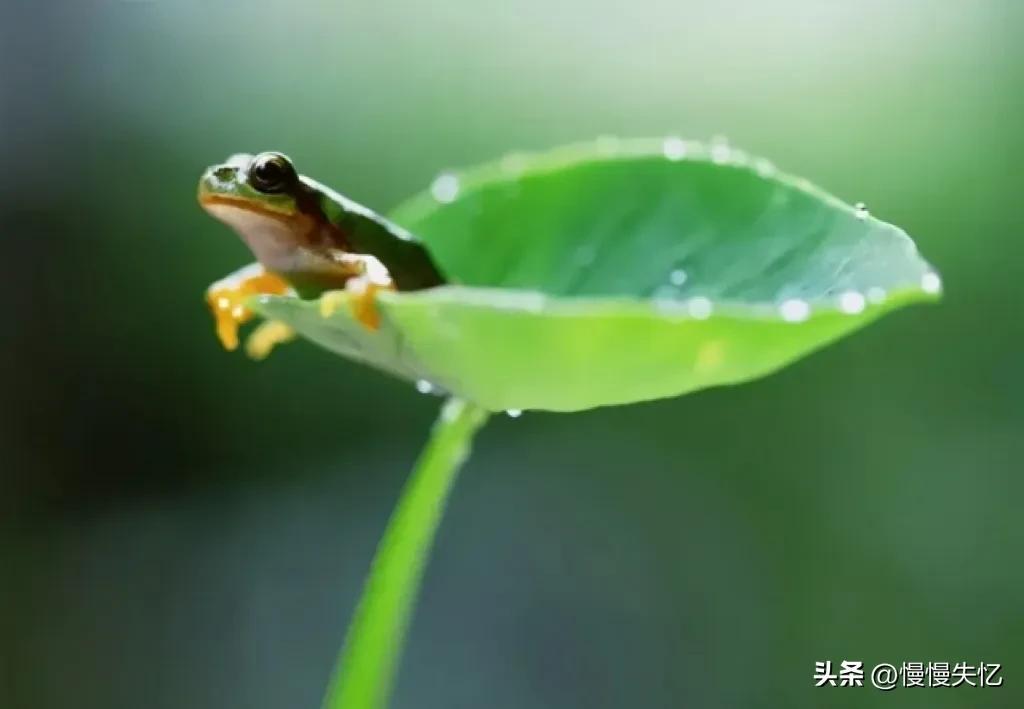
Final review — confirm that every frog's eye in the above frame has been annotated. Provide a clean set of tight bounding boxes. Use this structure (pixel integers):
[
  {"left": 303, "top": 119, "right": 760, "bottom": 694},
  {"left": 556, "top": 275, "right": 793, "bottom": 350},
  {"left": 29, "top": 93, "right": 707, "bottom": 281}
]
[{"left": 248, "top": 152, "right": 298, "bottom": 194}]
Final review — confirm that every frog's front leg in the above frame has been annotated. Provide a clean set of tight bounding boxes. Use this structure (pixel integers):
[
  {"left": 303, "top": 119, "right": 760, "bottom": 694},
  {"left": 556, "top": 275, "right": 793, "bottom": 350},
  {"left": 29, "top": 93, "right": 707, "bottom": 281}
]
[
  {"left": 205, "top": 262, "right": 293, "bottom": 353},
  {"left": 319, "top": 253, "right": 395, "bottom": 331}
]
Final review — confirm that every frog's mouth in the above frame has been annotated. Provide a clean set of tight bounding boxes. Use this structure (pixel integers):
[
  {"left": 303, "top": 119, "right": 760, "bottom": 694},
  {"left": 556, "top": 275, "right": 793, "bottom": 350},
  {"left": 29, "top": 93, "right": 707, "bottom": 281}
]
[{"left": 198, "top": 192, "right": 295, "bottom": 222}]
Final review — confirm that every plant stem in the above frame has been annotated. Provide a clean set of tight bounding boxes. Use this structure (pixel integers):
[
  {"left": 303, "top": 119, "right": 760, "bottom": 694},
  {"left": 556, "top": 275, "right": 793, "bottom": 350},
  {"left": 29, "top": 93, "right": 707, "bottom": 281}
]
[{"left": 321, "top": 397, "right": 490, "bottom": 709}]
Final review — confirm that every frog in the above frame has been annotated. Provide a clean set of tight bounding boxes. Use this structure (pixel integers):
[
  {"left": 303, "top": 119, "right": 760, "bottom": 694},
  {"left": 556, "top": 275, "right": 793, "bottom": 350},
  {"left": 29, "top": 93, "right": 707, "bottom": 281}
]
[{"left": 198, "top": 151, "right": 446, "bottom": 358}]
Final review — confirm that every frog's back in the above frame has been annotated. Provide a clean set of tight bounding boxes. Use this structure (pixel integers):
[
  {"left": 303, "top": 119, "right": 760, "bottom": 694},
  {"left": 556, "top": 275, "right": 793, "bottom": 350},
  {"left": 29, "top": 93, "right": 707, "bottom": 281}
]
[
  {"left": 313, "top": 181, "right": 447, "bottom": 290},
  {"left": 347, "top": 210, "right": 446, "bottom": 290}
]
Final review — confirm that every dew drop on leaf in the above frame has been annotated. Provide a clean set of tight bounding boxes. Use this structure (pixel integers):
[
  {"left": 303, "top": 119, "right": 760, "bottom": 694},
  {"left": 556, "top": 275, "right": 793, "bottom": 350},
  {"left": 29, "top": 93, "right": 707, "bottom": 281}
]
[
  {"left": 662, "top": 137, "right": 687, "bottom": 161},
  {"left": 710, "top": 135, "right": 731, "bottom": 164},
  {"left": 921, "top": 272, "right": 942, "bottom": 294},
  {"left": 431, "top": 173, "right": 459, "bottom": 203},
  {"left": 779, "top": 298, "right": 811, "bottom": 322},
  {"left": 687, "top": 296, "right": 713, "bottom": 320},
  {"left": 838, "top": 291, "right": 866, "bottom": 314}
]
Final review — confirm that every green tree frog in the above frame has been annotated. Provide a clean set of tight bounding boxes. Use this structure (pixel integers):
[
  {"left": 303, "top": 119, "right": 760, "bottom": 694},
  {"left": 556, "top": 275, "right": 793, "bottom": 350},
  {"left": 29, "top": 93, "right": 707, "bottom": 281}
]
[{"left": 198, "top": 152, "right": 445, "bottom": 357}]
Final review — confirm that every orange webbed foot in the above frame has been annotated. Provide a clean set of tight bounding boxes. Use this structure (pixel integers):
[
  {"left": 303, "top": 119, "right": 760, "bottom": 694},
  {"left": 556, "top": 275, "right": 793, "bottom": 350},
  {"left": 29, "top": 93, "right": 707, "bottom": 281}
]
[
  {"left": 205, "top": 263, "right": 291, "bottom": 352},
  {"left": 346, "top": 255, "right": 395, "bottom": 330},
  {"left": 317, "top": 253, "right": 395, "bottom": 331}
]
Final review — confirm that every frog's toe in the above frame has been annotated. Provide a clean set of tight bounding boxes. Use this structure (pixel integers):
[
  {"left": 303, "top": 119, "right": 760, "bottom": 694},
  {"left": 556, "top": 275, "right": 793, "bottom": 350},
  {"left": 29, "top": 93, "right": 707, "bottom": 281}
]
[
  {"left": 216, "top": 316, "right": 241, "bottom": 351},
  {"left": 353, "top": 296, "right": 381, "bottom": 330},
  {"left": 205, "top": 264, "right": 293, "bottom": 354},
  {"left": 207, "top": 289, "right": 253, "bottom": 351},
  {"left": 345, "top": 277, "right": 392, "bottom": 331},
  {"left": 319, "top": 291, "right": 348, "bottom": 319},
  {"left": 245, "top": 320, "right": 296, "bottom": 360}
]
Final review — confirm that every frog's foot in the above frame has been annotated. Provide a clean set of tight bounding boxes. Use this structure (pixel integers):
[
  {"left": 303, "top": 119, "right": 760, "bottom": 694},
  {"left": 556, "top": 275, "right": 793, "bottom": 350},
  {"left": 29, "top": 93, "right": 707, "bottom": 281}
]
[
  {"left": 319, "top": 253, "right": 395, "bottom": 331},
  {"left": 347, "top": 278, "right": 393, "bottom": 330},
  {"left": 205, "top": 263, "right": 291, "bottom": 351},
  {"left": 207, "top": 288, "right": 250, "bottom": 351},
  {"left": 319, "top": 278, "right": 394, "bottom": 330},
  {"left": 347, "top": 263, "right": 396, "bottom": 331},
  {"left": 245, "top": 320, "right": 296, "bottom": 361}
]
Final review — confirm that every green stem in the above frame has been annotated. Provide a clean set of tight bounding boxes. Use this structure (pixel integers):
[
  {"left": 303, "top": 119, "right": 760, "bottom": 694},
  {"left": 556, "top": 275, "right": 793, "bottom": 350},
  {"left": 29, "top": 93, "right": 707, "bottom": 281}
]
[{"left": 322, "top": 397, "right": 490, "bottom": 709}]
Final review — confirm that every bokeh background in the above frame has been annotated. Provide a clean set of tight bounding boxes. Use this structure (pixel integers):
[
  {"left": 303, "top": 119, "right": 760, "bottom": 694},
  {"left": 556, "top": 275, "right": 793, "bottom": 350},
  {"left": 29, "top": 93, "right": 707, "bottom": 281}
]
[{"left": 3, "top": 1, "right": 1022, "bottom": 707}]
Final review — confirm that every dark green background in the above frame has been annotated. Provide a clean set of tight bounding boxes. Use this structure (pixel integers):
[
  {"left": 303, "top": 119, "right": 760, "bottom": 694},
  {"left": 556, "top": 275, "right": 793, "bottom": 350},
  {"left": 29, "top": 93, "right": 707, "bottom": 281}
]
[{"left": 3, "top": 1, "right": 1021, "bottom": 707}]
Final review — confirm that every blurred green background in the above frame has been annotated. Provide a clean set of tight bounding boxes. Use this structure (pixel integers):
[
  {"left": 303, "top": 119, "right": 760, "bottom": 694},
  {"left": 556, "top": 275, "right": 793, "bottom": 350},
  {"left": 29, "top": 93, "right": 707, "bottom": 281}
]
[{"left": 3, "top": 1, "right": 1022, "bottom": 707}]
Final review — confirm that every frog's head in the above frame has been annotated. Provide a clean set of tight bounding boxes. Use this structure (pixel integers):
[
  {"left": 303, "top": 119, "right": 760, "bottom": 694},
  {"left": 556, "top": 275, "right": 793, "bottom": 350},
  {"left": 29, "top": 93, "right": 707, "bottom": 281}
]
[
  {"left": 199, "top": 152, "right": 323, "bottom": 267},
  {"left": 198, "top": 152, "right": 304, "bottom": 216}
]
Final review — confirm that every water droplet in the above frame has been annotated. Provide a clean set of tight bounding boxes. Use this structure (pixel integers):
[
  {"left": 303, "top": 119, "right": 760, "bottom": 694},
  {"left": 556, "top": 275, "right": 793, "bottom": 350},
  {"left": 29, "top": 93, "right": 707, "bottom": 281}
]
[
  {"left": 854, "top": 202, "right": 869, "bottom": 219},
  {"left": 921, "top": 272, "right": 942, "bottom": 294},
  {"left": 440, "top": 399, "right": 462, "bottom": 423},
  {"left": 415, "top": 379, "right": 434, "bottom": 394},
  {"left": 669, "top": 269, "right": 688, "bottom": 287},
  {"left": 710, "top": 143, "right": 731, "bottom": 164},
  {"left": 595, "top": 135, "right": 620, "bottom": 155},
  {"left": 708, "top": 135, "right": 732, "bottom": 163},
  {"left": 866, "top": 287, "right": 887, "bottom": 304},
  {"left": 687, "top": 296, "right": 713, "bottom": 320},
  {"left": 838, "top": 291, "right": 866, "bottom": 314},
  {"left": 256, "top": 295, "right": 271, "bottom": 305},
  {"left": 506, "top": 409, "right": 523, "bottom": 418},
  {"left": 231, "top": 305, "right": 246, "bottom": 319},
  {"left": 779, "top": 298, "right": 810, "bottom": 322},
  {"left": 754, "top": 158, "right": 776, "bottom": 177},
  {"left": 431, "top": 173, "right": 459, "bottom": 203},
  {"left": 216, "top": 296, "right": 230, "bottom": 311},
  {"left": 662, "top": 136, "right": 687, "bottom": 161}
]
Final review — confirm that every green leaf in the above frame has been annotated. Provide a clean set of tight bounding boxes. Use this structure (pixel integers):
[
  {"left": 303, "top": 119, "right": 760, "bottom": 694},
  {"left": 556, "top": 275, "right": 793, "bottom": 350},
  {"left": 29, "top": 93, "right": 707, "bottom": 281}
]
[{"left": 252, "top": 138, "right": 940, "bottom": 412}]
